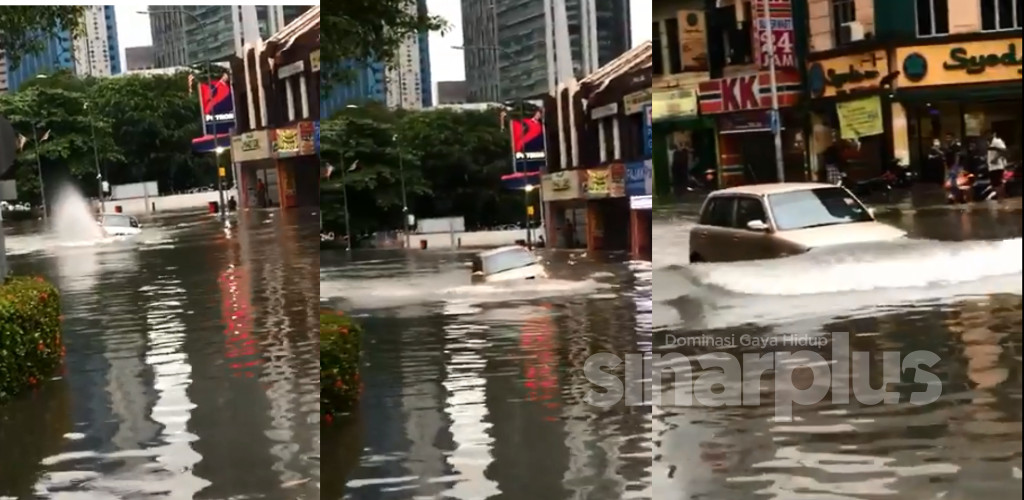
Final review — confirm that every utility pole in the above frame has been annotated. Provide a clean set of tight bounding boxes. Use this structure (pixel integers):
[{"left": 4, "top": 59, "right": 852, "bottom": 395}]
[
  {"left": 31, "top": 122, "right": 48, "bottom": 223},
  {"left": 760, "top": 0, "right": 786, "bottom": 182}
]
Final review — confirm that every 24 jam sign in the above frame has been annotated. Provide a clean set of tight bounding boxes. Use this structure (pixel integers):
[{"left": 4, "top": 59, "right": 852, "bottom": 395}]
[{"left": 754, "top": 0, "right": 796, "bottom": 69}]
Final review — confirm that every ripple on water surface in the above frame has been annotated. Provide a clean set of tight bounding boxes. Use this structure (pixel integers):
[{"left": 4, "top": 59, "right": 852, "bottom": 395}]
[{"left": 0, "top": 211, "right": 320, "bottom": 499}]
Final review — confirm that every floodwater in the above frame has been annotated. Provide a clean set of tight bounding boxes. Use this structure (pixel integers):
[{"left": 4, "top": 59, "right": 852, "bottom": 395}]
[
  {"left": 320, "top": 249, "right": 652, "bottom": 499},
  {"left": 322, "top": 201, "right": 1021, "bottom": 499},
  {"left": 0, "top": 210, "right": 320, "bottom": 499}
]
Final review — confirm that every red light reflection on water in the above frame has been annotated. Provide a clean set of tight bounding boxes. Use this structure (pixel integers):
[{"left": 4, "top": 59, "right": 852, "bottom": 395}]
[
  {"left": 219, "top": 264, "right": 259, "bottom": 377},
  {"left": 520, "top": 304, "right": 560, "bottom": 417}
]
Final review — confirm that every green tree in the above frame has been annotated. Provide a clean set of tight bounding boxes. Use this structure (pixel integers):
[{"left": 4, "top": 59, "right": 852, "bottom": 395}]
[
  {"left": 0, "top": 7, "right": 85, "bottom": 69},
  {"left": 319, "top": 107, "right": 528, "bottom": 238},
  {"left": 322, "top": 1, "right": 447, "bottom": 88},
  {"left": 0, "top": 72, "right": 217, "bottom": 204}
]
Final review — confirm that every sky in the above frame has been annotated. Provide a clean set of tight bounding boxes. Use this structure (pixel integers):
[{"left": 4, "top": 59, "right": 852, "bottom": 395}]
[{"left": 116, "top": 2, "right": 653, "bottom": 85}]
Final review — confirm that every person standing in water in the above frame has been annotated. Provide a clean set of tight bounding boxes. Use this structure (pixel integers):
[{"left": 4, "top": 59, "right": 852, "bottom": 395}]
[{"left": 986, "top": 130, "right": 1008, "bottom": 202}]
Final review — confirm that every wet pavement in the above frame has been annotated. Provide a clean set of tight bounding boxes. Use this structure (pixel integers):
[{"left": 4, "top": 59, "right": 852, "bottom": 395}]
[
  {"left": 321, "top": 190, "right": 1021, "bottom": 499},
  {"left": 0, "top": 210, "right": 320, "bottom": 499}
]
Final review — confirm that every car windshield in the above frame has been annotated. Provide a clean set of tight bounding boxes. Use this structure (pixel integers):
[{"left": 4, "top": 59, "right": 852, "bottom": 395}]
[
  {"left": 483, "top": 248, "right": 536, "bottom": 274},
  {"left": 102, "top": 215, "right": 132, "bottom": 227},
  {"left": 768, "top": 187, "right": 873, "bottom": 231}
]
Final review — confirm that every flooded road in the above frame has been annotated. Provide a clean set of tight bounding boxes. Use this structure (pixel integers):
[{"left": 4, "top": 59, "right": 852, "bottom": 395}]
[
  {"left": 654, "top": 203, "right": 1023, "bottom": 499},
  {"left": 320, "top": 249, "right": 652, "bottom": 499},
  {"left": 0, "top": 210, "right": 320, "bottom": 499},
  {"left": 322, "top": 200, "right": 1021, "bottom": 499}
]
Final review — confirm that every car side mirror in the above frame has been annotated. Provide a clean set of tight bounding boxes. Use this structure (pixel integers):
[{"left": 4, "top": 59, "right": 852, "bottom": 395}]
[{"left": 746, "top": 220, "right": 770, "bottom": 232}]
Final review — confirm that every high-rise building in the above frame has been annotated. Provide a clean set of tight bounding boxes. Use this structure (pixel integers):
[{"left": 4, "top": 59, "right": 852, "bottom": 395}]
[
  {"left": 321, "top": 0, "right": 432, "bottom": 115},
  {"left": 125, "top": 46, "right": 156, "bottom": 72},
  {"left": 0, "top": 52, "right": 9, "bottom": 93},
  {"left": 461, "top": 0, "right": 632, "bottom": 102},
  {"left": 72, "top": 6, "right": 122, "bottom": 78},
  {"left": 4, "top": 7, "right": 120, "bottom": 92},
  {"left": 149, "top": 5, "right": 312, "bottom": 66}
]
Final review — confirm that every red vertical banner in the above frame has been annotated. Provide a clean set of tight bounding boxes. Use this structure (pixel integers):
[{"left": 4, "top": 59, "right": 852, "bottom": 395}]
[{"left": 754, "top": 0, "right": 796, "bottom": 69}]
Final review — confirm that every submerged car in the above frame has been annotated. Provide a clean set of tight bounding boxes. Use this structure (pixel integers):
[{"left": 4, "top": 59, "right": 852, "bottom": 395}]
[
  {"left": 689, "top": 183, "right": 906, "bottom": 263},
  {"left": 472, "top": 245, "right": 548, "bottom": 283},
  {"left": 99, "top": 213, "right": 142, "bottom": 237}
]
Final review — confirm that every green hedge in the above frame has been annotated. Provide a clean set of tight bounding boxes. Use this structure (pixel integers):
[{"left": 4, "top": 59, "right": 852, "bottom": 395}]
[
  {"left": 320, "top": 310, "right": 361, "bottom": 422},
  {"left": 0, "top": 276, "right": 63, "bottom": 404}
]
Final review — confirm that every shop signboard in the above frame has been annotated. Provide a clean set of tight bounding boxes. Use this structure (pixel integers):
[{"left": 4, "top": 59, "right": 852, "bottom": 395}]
[
  {"left": 630, "top": 195, "right": 652, "bottom": 210},
  {"left": 895, "top": 38, "right": 1023, "bottom": 88},
  {"left": 807, "top": 50, "right": 888, "bottom": 98},
  {"left": 623, "top": 89, "right": 652, "bottom": 115},
  {"left": 231, "top": 130, "right": 272, "bottom": 162},
  {"left": 298, "top": 122, "right": 317, "bottom": 156},
  {"left": 753, "top": 0, "right": 796, "bottom": 69},
  {"left": 698, "top": 70, "right": 801, "bottom": 114},
  {"left": 608, "top": 163, "right": 626, "bottom": 197},
  {"left": 678, "top": 10, "right": 708, "bottom": 71},
  {"left": 272, "top": 127, "right": 300, "bottom": 157},
  {"left": 583, "top": 168, "right": 611, "bottom": 198},
  {"left": 718, "top": 110, "right": 773, "bottom": 134},
  {"left": 625, "top": 160, "right": 653, "bottom": 197},
  {"left": 835, "top": 96, "right": 884, "bottom": 139},
  {"left": 541, "top": 170, "right": 581, "bottom": 201},
  {"left": 652, "top": 89, "right": 697, "bottom": 122},
  {"left": 643, "top": 104, "right": 652, "bottom": 158}
]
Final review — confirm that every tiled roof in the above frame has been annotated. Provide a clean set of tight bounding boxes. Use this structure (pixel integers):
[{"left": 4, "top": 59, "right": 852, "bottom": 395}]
[
  {"left": 579, "top": 40, "right": 652, "bottom": 94},
  {"left": 266, "top": 6, "right": 319, "bottom": 53}
]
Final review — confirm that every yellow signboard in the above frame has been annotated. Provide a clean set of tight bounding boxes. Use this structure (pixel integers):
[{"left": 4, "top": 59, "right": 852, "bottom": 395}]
[
  {"left": 836, "top": 96, "right": 884, "bottom": 139},
  {"left": 527, "top": 206, "right": 535, "bottom": 216},
  {"left": 895, "top": 38, "right": 1022, "bottom": 88},
  {"left": 652, "top": 89, "right": 697, "bottom": 121},
  {"left": 807, "top": 50, "right": 888, "bottom": 98},
  {"left": 218, "top": 167, "right": 226, "bottom": 177}
]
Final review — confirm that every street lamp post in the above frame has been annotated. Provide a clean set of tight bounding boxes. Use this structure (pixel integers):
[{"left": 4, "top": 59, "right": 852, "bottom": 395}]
[
  {"left": 31, "top": 122, "right": 48, "bottom": 223},
  {"left": 341, "top": 159, "right": 352, "bottom": 252},
  {"left": 215, "top": 146, "right": 228, "bottom": 219},
  {"left": 85, "top": 102, "right": 105, "bottom": 213},
  {"left": 524, "top": 184, "right": 535, "bottom": 248},
  {"left": 394, "top": 134, "right": 411, "bottom": 249}
]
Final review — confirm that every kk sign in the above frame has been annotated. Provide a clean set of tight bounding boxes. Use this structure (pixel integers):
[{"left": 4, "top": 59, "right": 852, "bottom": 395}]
[
  {"left": 199, "top": 73, "right": 236, "bottom": 136},
  {"left": 698, "top": 71, "right": 801, "bottom": 114}
]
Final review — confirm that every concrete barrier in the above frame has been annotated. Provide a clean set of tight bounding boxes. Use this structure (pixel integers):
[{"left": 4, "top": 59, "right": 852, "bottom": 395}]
[
  {"left": 414, "top": 227, "right": 545, "bottom": 250},
  {"left": 97, "top": 189, "right": 238, "bottom": 215}
]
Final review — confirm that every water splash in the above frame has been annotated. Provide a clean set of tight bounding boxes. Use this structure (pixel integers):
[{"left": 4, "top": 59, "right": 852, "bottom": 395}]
[{"left": 50, "top": 183, "right": 105, "bottom": 242}]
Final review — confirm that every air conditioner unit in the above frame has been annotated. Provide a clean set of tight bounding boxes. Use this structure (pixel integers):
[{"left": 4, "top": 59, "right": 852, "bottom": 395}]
[{"left": 839, "top": 22, "right": 865, "bottom": 44}]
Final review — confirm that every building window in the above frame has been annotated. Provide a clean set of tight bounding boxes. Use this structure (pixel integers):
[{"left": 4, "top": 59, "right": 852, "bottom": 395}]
[
  {"left": 916, "top": 0, "right": 950, "bottom": 36},
  {"left": 981, "top": 0, "right": 1020, "bottom": 30},
  {"left": 652, "top": 21, "right": 663, "bottom": 75},
  {"left": 664, "top": 17, "right": 683, "bottom": 74},
  {"left": 832, "top": 0, "right": 857, "bottom": 45}
]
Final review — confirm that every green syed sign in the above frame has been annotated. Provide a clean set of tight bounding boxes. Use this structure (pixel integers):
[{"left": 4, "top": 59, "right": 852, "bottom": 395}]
[{"left": 943, "top": 42, "right": 1023, "bottom": 75}]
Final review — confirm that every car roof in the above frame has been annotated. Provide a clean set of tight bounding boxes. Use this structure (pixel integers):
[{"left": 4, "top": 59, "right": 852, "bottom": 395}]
[
  {"left": 710, "top": 182, "right": 840, "bottom": 197},
  {"left": 478, "top": 245, "right": 531, "bottom": 257}
]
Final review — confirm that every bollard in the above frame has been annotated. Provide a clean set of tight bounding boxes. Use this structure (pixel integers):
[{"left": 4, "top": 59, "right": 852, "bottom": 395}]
[{"left": 151, "top": 202, "right": 156, "bottom": 213}]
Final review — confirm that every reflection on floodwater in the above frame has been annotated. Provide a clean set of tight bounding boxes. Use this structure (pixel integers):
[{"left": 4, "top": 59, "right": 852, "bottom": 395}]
[
  {"left": 0, "top": 211, "right": 319, "bottom": 499},
  {"left": 320, "top": 206, "right": 1019, "bottom": 499}
]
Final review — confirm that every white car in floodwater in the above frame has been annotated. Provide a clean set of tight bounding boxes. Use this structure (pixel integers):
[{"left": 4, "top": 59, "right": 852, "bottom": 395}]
[
  {"left": 98, "top": 213, "right": 142, "bottom": 237},
  {"left": 472, "top": 245, "right": 548, "bottom": 283}
]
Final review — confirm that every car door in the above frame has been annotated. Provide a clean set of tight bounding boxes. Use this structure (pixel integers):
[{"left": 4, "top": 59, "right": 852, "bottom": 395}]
[
  {"left": 691, "top": 196, "right": 737, "bottom": 262},
  {"left": 730, "top": 196, "right": 774, "bottom": 261}
]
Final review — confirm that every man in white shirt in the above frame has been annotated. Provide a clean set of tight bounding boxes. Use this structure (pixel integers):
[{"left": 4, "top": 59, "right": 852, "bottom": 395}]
[{"left": 986, "top": 130, "right": 1007, "bottom": 201}]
